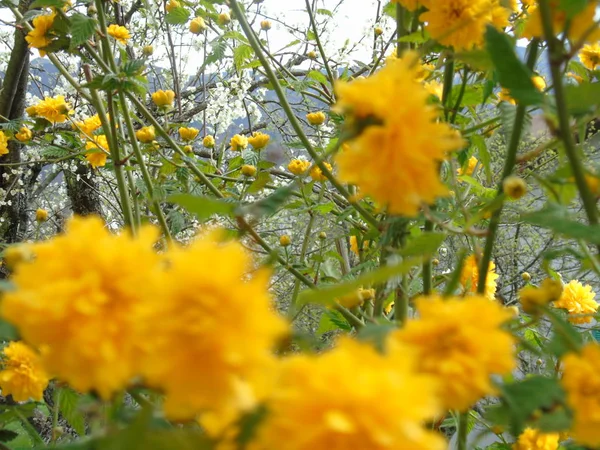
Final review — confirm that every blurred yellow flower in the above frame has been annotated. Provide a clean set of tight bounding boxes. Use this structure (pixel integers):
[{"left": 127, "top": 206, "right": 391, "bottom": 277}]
[
  {"left": 519, "top": 278, "right": 563, "bottom": 315},
  {"left": 334, "top": 54, "right": 464, "bottom": 216},
  {"left": 460, "top": 254, "right": 499, "bottom": 301},
  {"left": 561, "top": 343, "right": 600, "bottom": 447},
  {"left": 306, "top": 111, "right": 326, "bottom": 126},
  {"left": 279, "top": 235, "right": 291, "bottom": 247},
  {"left": 424, "top": 80, "right": 444, "bottom": 99},
  {"left": 388, "top": 295, "right": 515, "bottom": 411},
  {"left": 349, "top": 235, "right": 369, "bottom": 256},
  {"left": 247, "top": 131, "right": 270, "bottom": 150},
  {"left": 25, "top": 13, "right": 55, "bottom": 56},
  {"left": 74, "top": 115, "right": 102, "bottom": 137},
  {"left": 503, "top": 175, "right": 528, "bottom": 199},
  {"left": 260, "top": 20, "right": 271, "bottom": 30},
  {"left": 253, "top": 337, "right": 445, "bottom": 450},
  {"left": 457, "top": 155, "right": 478, "bottom": 176},
  {"left": 35, "top": 208, "right": 49, "bottom": 222},
  {"left": 85, "top": 135, "right": 110, "bottom": 168},
  {"left": 0, "top": 341, "right": 49, "bottom": 402},
  {"left": 0, "top": 131, "right": 10, "bottom": 156},
  {"left": 203, "top": 135, "right": 216, "bottom": 148},
  {"left": 179, "top": 127, "right": 199, "bottom": 141},
  {"left": 513, "top": 428, "right": 560, "bottom": 450},
  {"left": 241, "top": 164, "right": 257, "bottom": 177},
  {"left": 230, "top": 134, "right": 248, "bottom": 151},
  {"left": 25, "top": 105, "right": 38, "bottom": 117},
  {"left": 310, "top": 162, "right": 332, "bottom": 182},
  {"left": 151, "top": 90, "right": 175, "bottom": 108},
  {"left": 35, "top": 96, "right": 71, "bottom": 123},
  {"left": 135, "top": 126, "right": 155, "bottom": 143},
  {"left": 532, "top": 75, "right": 547, "bottom": 91},
  {"left": 523, "top": 1, "right": 600, "bottom": 43},
  {"left": 189, "top": 17, "right": 207, "bottom": 34},
  {"left": 218, "top": 12, "right": 231, "bottom": 25},
  {"left": 554, "top": 280, "right": 598, "bottom": 324},
  {"left": 498, "top": 88, "right": 516, "bottom": 105},
  {"left": 287, "top": 159, "right": 310, "bottom": 176},
  {"left": 1, "top": 216, "right": 162, "bottom": 399},
  {"left": 580, "top": 43, "right": 600, "bottom": 70},
  {"left": 107, "top": 24, "right": 131, "bottom": 44},
  {"left": 165, "top": 0, "right": 179, "bottom": 12}
]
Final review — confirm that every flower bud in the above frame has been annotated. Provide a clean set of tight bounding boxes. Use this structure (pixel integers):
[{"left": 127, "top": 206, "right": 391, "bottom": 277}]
[
  {"left": 36, "top": 208, "right": 48, "bottom": 222},
  {"left": 260, "top": 20, "right": 271, "bottom": 30},
  {"left": 522, "top": 272, "right": 531, "bottom": 282},
  {"left": 318, "top": 231, "right": 327, "bottom": 240},
  {"left": 279, "top": 235, "right": 291, "bottom": 247},
  {"left": 374, "top": 27, "right": 383, "bottom": 36},
  {"left": 307, "top": 50, "right": 317, "bottom": 59},
  {"left": 218, "top": 12, "right": 231, "bottom": 25},
  {"left": 241, "top": 164, "right": 257, "bottom": 177},
  {"left": 503, "top": 176, "right": 527, "bottom": 200},
  {"left": 142, "top": 45, "right": 154, "bottom": 56}
]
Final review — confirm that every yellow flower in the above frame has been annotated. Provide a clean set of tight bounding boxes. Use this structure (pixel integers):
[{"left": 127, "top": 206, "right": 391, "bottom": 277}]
[
  {"left": 25, "top": 105, "right": 38, "bottom": 117},
  {"left": 457, "top": 155, "right": 478, "bottom": 176},
  {"left": 190, "top": 17, "right": 207, "bottom": 34},
  {"left": 287, "top": 159, "right": 310, "bottom": 176},
  {"left": 279, "top": 235, "right": 291, "bottom": 247},
  {"left": 165, "top": 0, "right": 179, "bottom": 12},
  {"left": 554, "top": 280, "right": 598, "bottom": 324},
  {"left": 306, "top": 111, "right": 326, "bottom": 126},
  {"left": 334, "top": 54, "right": 465, "bottom": 216},
  {"left": 519, "top": 278, "right": 563, "bottom": 315},
  {"left": 0, "top": 341, "right": 49, "bottom": 402},
  {"left": 35, "top": 95, "right": 71, "bottom": 123},
  {"left": 260, "top": 20, "right": 271, "bottom": 30},
  {"left": 15, "top": 127, "right": 33, "bottom": 143},
  {"left": 229, "top": 134, "right": 248, "bottom": 151},
  {"left": 532, "top": 75, "right": 546, "bottom": 91},
  {"left": 335, "top": 289, "right": 365, "bottom": 309},
  {"left": 85, "top": 135, "right": 109, "bottom": 168},
  {"left": 151, "top": 90, "right": 175, "bottom": 108},
  {"left": 374, "top": 26, "right": 383, "bottom": 36},
  {"left": 498, "top": 88, "right": 517, "bottom": 105},
  {"left": 523, "top": 1, "right": 600, "bottom": 43},
  {"left": 1, "top": 216, "right": 162, "bottom": 399},
  {"left": 142, "top": 45, "right": 153, "bottom": 56},
  {"left": 218, "top": 12, "right": 231, "bottom": 25},
  {"left": 421, "top": 0, "right": 510, "bottom": 51},
  {"left": 580, "top": 43, "right": 600, "bottom": 70},
  {"left": 388, "top": 295, "right": 515, "bottom": 411},
  {"left": 460, "top": 254, "right": 499, "bottom": 301},
  {"left": 253, "top": 337, "right": 445, "bottom": 450},
  {"left": 567, "top": 72, "right": 584, "bottom": 84},
  {"left": 241, "top": 164, "right": 257, "bottom": 177},
  {"left": 0, "top": 131, "right": 9, "bottom": 156},
  {"left": 25, "top": 13, "right": 55, "bottom": 56},
  {"left": 107, "top": 24, "right": 131, "bottom": 45},
  {"left": 135, "top": 126, "right": 155, "bottom": 143},
  {"left": 203, "top": 135, "right": 215, "bottom": 148},
  {"left": 178, "top": 127, "right": 199, "bottom": 141},
  {"left": 561, "top": 343, "right": 600, "bottom": 447},
  {"left": 74, "top": 114, "right": 103, "bottom": 137},
  {"left": 586, "top": 173, "right": 600, "bottom": 197},
  {"left": 139, "top": 232, "right": 287, "bottom": 420},
  {"left": 424, "top": 80, "right": 444, "bottom": 99},
  {"left": 513, "top": 428, "right": 560, "bottom": 450},
  {"left": 310, "top": 162, "right": 332, "bottom": 182},
  {"left": 307, "top": 50, "right": 317, "bottom": 59},
  {"left": 247, "top": 131, "right": 270, "bottom": 150},
  {"left": 35, "top": 208, "right": 49, "bottom": 222},
  {"left": 503, "top": 175, "right": 527, "bottom": 199},
  {"left": 349, "top": 235, "right": 369, "bottom": 256}
]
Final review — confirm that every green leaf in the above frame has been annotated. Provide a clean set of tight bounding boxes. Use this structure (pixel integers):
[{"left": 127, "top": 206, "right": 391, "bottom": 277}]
[
  {"left": 165, "top": 7, "right": 190, "bottom": 25},
  {"left": 203, "top": 38, "right": 227, "bottom": 67},
  {"left": 398, "top": 30, "right": 430, "bottom": 44},
  {"left": 247, "top": 171, "right": 271, "bottom": 193},
  {"left": 69, "top": 13, "right": 96, "bottom": 48},
  {"left": 356, "top": 323, "right": 397, "bottom": 352},
  {"left": 0, "top": 318, "right": 19, "bottom": 341},
  {"left": 0, "top": 429, "right": 18, "bottom": 443},
  {"left": 317, "top": 309, "right": 351, "bottom": 335},
  {"left": 559, "top": 0, "right": 587, "bottom": 17},
  {"left": 55, "top": 387, "right": 86, "bottom": 435},
  {"left": 565, "top": 82, "right": 600, "bottom": 115},
  {"left": 168, "top": 194, "right": 236, "bottom": 221},
  {"left": 307, "top": 70, "right": 327, "bottom": 84},
  {"left": 29, "top": 0, "right": 64, "bottom": 9},
  {"left": 299, "top": 258, "right": 421, "bottom": 306},
  {"left": 471, "top": 134, "right": 492, "bottom": 183},
  {"left": 242, "top": 186, "right": 294, "bottom": 218},
  {"left": 455, "top": 49, "right": 494, "bottom": 71},
  {"left": 398, "top": 232, "right": 446, "bottom": 258},
  {"left": 521, "top": 203, "right": 600, "bottom": 244},
  {"left": 450, "top": 84, "right": 484, "bottom": 107},
  {"left": 485, "top": 26, "right": 543, "bottom": 106},
  {"left": 233, "top": 44, "right": 253, "bottom": 71},
  {"left": 316, "top": 8, "right": 332, "bottom": 16}
]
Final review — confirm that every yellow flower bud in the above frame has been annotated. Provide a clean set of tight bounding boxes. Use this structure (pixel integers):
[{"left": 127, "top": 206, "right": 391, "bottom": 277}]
[
  {"left": 260, "top": 20, "right": 271, "bottom": 30},
  {"left": 183, "top": 145, "right": 193, "bottom": 154},
  {"left": 203, "top": 135, "right": 215, "bottom": 148},
  {"left": 336, "top": 289, "right": 364, "bottom": 309},
  {"left": 241, "top": 164, "right": 257, "bottom": 177},
  {"left": 522, "top": 272, "right": 531, "bottom": 282},
  {"left": 503, "top": 176, "right": 527, "bottom": 200},
  {"left": 432, "top": 258, "right": 440, "bottom": 266},
  {"left": 178, "top": 127, "right": 199, "bottom": 141},
  {"left": 190, "top": 17, "right": 207, "bottom": 34},
  {"left": 165, "top": 0, "right": 179, "bottom": 12},
  {"left": 218, "top": 12, "right": 231, "bottom": 25},
  {"left": 15, "top": 127, "right": 33, "bottom": 142},
  {"left": 532, "top": 75, "right": 546, "bottom": 91},
  {"left": 142, "top": 45, "right": 153, "bottom": 56},
  {"left": 247, "top": 131, "right": 270, "bottom": 150},
  {"left": 359, "top": 288, "right": 376, "bottom": 301},
  {"left": 135, "top": 126, "right": 155, "bottom": 143},
  {"left": 307, "top": 51, "right": 317, "bottom": 59},
  {"left": 35, "top": 208, "right": 48, "bottom": 222},
  {"left": 374, "top": 27, "right": 383, "bottom": 36},
  {"left": 306, "top": 111, "right": 326, "bottom": 126},
  {"left": 288, "top": 159, "right": 310, "bottom": 176},
  {"left": 318, "top": 231, "right": 327, "bottom": 240},
  {"left": 151, "top": 90, "right": 175, "bottom": 109},
  {"left": 280, "top": 235, "right": 291, "bottom": 247},
  {"left": 310, "top": 162, "right": 332, "bottom": 182}
]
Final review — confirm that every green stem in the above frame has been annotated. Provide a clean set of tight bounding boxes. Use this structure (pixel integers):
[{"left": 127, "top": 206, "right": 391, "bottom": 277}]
[
  {"left": 396, "top": 3, "right": 409, "bottom": 54},
  {"left": 230, "top": 0, "right": 379, "bottom": 230},
  {"left": 478, "top": 40, "right": 539, "bottom": 293},
  {"left": 422, "top": 219, "right": 433, "bottom": 295},
  {"left": 394, "top": 281, "right": 408, "bottom": 325},
  {"left": 457, "top": 411, "right": 469, "bottom": 450},
  {"left": 539, "top": 0, "right": 599, "bottom": 228},
  {"left": 442, "top": 57, "right": 455, "bottom": 121},
  {"left": 450, "top": 66, "right": 469, "bottom": 124},
  {"left": 305, "top": 0, "right": 336, "bottom": 95}
]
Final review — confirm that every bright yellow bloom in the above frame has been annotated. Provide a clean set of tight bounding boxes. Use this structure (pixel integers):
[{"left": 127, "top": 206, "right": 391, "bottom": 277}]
[
  {"left": 424, "top": 80, "right": 444, "bottom": 99},
  {"left": 247, "top": 131, "right": 270, "bottom": 150},
  {"left": 334, "top": 54, "right": 465, "bottom": 216},
  {"left": 25, "top": 13, "right": 55, "bottom": 56},
  {"left": 165, "top": 0, "right": 179, "bottom": 12},
  {"left": 85, "top": 135, "right": 109, "bottom": 168},
  {"left": 35, "top": 96, "right": 71, "bottom": 123},
  {"left": 151, "top": 90, "right": 175, "bottom": 108},
  {"left": 25, "top": 105, "right": 38, "bottom": 117},
  {"left": 241, "top": 164, "right": 257, "bottom": 177},
  {"left": 178, "top": 127, "right": 199, "bottom": 141},
  {"left": 287, "top": 159, "right": 310, "bottom": 176},
  {"left": 107, "top": 24, "right": 131, "bottom": 44},
  {"left": 460, "top": 254, "right": 499, "bottom": 301},
  {"left": 310, "top": 162, "right": 332, "bottom": 182},
  {"left": 15, "top": 127, "right": 33, "bottom": 142},
  {"left": 253, "top": 337, "right": 445, "bottom": 450},
  {"left": 1, "top": 216, "right": 162, "bottom": 399},
  {"left": 140, "top": 232, "right": 287, "bottom": 420},
  {"left": 388, "top": 295, "right": 515, "bottom": 411},
  {"left": 580, "top": 43, "right": 600, "bottom": 70},
  {"left": 260, "top": 20, "right": 271, "bottom": 30},
  {"left": 135, "top": 126, "right": 155, "bottom": 143},
  {"left": 523, "top": 1, "right": 600, "bottom": 43},
  {"left": 567, "top": 72, "right": 584, "bottom": 84},
  {"left": 203, "top": 135, "right": 215, "bottom": 148},
  {"left": 513, "top": 428, "right": 560, "bottom": 450},
  {"left": 554, "top": 280, "right": 598, "bottom": 324},
  {"left": 335, "top": 289, "right": 365, "bottom": 309},
  {"left": 0, "top": 131, "right": 9, "bottom": 156},
  {"left": 190, "top": 17, "right": 207, "bottom": 34},
  {"left": 519, "top": 278, "right": 563, "bottom": 315},
  {"left": 457, "top": 155, "right": 478, "bottom": 176},
  {"left": 306, "top": 111, "right": 326, "bottom": 126},
  {"left": 35, "top": 208, "right": 49, "bottom": 222},
  {"left": 230, "top": 134, "right": 248, "bottom": 151},
  {"left": 349, "top": 235, "right": 369, "bottom": 256},
  {"left": 0, "top": 341, "right": 49, "bottom": 402},
  {"left": 561, "top": 343, "right": 600, "bottom": 447},
  {"left": 421, "top": 0, "right": 510, "bottom": 51},
  {"left": 73, "top": 114, "right": 102, "bottom": 137},
  {"left": 532, "top": 75, "right": 546, "bottom": 91},
  {"left": 218, "top": 12, "right": 231, "bottom": 25}
]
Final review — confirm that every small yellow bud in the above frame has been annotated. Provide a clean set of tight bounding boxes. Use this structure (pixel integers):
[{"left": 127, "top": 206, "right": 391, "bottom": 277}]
[
  {"left": 536, "top": 358, "right": 543, "bottom": 365},
  {"left": 318, "top": 231, "right": 327, "bottom": 240},
  {"left": 280, "top": 235, "right": 291, "bottom": 247},
  {"left": 183, "top": 145, "right": 193, "bottom": 154},
  {"left": 522, "top": 272, "right": 531, "bottom": 282},
  {"left": 306, "top": 111, "right": 326, "bottom": 126},
  {"left": 142, "top": 45, "right": 153, "bottom": 56},
  {"left": 165, "top": 0, "right": 179, "bottom": 12},
  {"left": 203, "top": 135, "right": 215, "bottom": 148},
  {"left": 190, "top": 17, "right": 207, "bottom": 34},
  {"left": 503, "top": 176, "right": 527, "bottom": 200},
  {"left": 374, "top": 27, "right": 383, "bottom": 36},
  {"left": 241, "top": 164, "right": 257, "bottom": 177},
  {"left": 35, "top": 208, "right": 48, "bottom": 222},
  {"left": 307, "top": 50, "right": 317, "bottom": 59},
  {"left": 432, "top": 258, "right": 439, "bottom": 266},
  {"left": 260, "top": 20, "right": 271, "bottom": 30},
  {"left": 87, "top": 4, "right": 97, "bottom": 14},
  {"left": 218, "top": 12, "right": 231, "bottom": 25}
]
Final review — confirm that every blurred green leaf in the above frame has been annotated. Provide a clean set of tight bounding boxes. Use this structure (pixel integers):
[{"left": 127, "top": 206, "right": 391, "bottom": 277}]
[
  {"left": 521, "top": 203, "right": 600, "bottom": 244},
  {"left": 168, "top": 194, "right": 236, "bottom": 221}
]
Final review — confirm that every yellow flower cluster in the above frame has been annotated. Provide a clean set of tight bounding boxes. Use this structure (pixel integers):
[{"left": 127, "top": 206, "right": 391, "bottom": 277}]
[
  {"left": 310, "top": 162, "right": 333, "bottom": 182},
  {"left": 561, "top": 343, "right": 600, "bottom": 447},
  {"left": 459, "top": 254, "right": 499, "bottom": 301},
  {"left": 388, "top": 295, "right": 515, "bottom": 411},
  {"left": 0, "top": 341, "right": 49, "bottom": 402},
  {"left": 334, "top": 52, "right": 464, "bottom": 216},
  {"left": 513, "top": 428, "right": 560, "bottom": 450},
  {"left": 553, "top": 280, "right": 598, "bottom": 324},
  {"left": 15, "top": 127, "right": 33, "bottom": 142}
]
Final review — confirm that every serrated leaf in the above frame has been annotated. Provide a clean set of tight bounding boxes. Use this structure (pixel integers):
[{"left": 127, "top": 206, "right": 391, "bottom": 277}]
[
  {"left": 56, "top": 387, "right": 86, "bottom": 435},
  {"left": 69, "top": 13, "right": 96, "bottom": 48},
  {"left": 471, "top": 134, "right": 491, "bottom": 183},
  {"left": 317, "top": 309, "right": 351, "bottom": 335},
  {"left": 233, "top": 44, "right": 253, "bottom": 71},
  {"left": 168, "top": 194, "right": 236, "bottom": 221},
  {"left": 165, "top": 7, "right": 190, "bottom": 25},
  {"left": 316, "top": 8, "right": 332, "bottom": 16}
]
